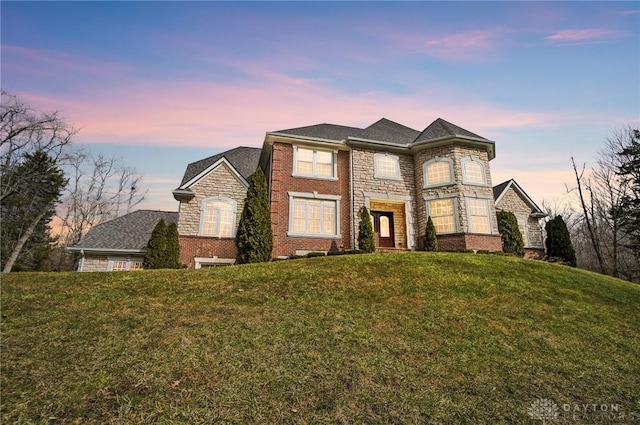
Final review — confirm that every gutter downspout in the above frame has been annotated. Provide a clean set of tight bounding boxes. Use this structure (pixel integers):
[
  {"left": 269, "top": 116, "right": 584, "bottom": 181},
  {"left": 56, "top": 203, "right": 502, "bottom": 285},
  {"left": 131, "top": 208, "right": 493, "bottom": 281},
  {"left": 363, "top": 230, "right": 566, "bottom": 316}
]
[{"left": 349, "top": 144, "right": 355, "bottom": 250}]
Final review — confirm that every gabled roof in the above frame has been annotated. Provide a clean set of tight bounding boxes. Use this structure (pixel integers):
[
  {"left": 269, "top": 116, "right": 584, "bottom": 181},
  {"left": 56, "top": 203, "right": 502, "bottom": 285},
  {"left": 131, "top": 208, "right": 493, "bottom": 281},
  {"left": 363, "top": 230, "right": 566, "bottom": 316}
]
[
  {"left": 355, "top": 118, "right": 421, "bottom": 145},
  {"left": 414, "top": 118, "right": 489, "bottom": 144},
  {"left": 493, "top": 179, "right": 547, "bottom": 217},
  {"left": 179, "top": 146, "right": 261, "bottom": 187},
  {"left": 271, "top": 123, "right": 364, "bottom": 142},
  {"left": 68, "top": 210, "right": 179, "bottom": 253}
]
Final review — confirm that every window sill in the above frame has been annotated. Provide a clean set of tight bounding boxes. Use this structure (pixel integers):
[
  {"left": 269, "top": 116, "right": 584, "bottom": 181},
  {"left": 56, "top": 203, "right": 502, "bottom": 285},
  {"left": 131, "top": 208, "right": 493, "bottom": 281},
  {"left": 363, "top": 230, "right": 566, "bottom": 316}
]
[
  {"left": 461, "top": 181, "right": 489, "bottom": 187},
  {"left": 374, "top": 175, "right": 402, "bottom": 181},
  {"left": 287, "top": 232, "right": 341, "bottom": 239},
  {"left": 424, "top": 181, "right": 455, "bottom": 188},
  {"left": 291, "top": 173, "right": 338, "bottom": 182}
]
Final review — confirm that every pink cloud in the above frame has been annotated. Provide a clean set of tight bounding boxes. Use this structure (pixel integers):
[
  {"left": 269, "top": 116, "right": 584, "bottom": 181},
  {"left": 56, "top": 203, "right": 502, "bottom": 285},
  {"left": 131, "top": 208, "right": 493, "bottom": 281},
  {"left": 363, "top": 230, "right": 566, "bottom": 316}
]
[
  {"left": 386, "top": 28, "right": 509, "bottom": 63},
  {"left": 621, "top": 9, "right": 640, "bottom": 15},
  {"left": 1, "top": 44, "right": 127, "bottom": 77},
  {"left": 14, "top": 67, "right": 587, "bottom": 153},
  {"left": 545, "top": 29, "right": 617, "bottom": 44}
]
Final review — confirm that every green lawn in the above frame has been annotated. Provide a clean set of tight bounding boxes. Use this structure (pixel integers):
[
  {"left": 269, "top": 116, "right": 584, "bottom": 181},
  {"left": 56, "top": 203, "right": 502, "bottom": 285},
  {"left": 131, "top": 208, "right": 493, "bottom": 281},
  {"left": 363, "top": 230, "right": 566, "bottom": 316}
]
[{"left": 2, "top": 253, "right": 639, "bottom": 424}]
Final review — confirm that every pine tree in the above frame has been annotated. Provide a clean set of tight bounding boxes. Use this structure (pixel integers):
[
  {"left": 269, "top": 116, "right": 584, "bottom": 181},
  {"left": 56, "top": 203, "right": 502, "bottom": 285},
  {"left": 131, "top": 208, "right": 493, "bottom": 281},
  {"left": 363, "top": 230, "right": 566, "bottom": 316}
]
[
  {"left": 358, "top": 206, "right": 375, "bottom": 253},
  {"left": 424, "top": 216, "right": 438, "bottom": 251},
  {"left": 617, "top": 129, "right": 640, "bottom": 256},
  {"left": 1, "top": 150, "right": 67, "bottom": 272},
  {"left": 235, "top": 168, "right": 273, "bottom": 264},
  {"left": 496, "top": 211, "right": 524, "bottom": 256},
  {"left": 144, "top": 219, "right": 167, "bottom": 269},
  {"left": 545, "top": 215, "right": 577, "bottom": 267},
  {"left": 165, "top": 222, "right": 181, "bottom": 268}
]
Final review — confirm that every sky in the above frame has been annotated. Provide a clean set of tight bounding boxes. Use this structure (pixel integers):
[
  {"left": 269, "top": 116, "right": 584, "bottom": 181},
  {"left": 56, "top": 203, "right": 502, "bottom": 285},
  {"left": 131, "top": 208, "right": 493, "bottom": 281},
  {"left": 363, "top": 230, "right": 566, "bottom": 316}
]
[{"left": 2, "top": 1, "right": 639, "bottom": 213}]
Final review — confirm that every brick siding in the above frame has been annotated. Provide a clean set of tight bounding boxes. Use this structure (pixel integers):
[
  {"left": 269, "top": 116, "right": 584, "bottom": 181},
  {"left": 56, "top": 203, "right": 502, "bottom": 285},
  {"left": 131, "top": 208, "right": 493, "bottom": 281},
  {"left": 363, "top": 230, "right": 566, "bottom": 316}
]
[
  {"left": 179, "top": 235, "right": 236, "bottom": 268},
  {"left": 269, "top": 142, "right": 351, "bottom": 257}
]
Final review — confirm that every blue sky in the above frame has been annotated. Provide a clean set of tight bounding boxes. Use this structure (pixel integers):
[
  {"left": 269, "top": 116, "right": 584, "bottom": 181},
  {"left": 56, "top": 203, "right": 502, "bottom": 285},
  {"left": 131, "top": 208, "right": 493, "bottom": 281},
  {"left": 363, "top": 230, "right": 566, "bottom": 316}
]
[{"left": 2, "top": 1, "right": 639, "bottom": 212}]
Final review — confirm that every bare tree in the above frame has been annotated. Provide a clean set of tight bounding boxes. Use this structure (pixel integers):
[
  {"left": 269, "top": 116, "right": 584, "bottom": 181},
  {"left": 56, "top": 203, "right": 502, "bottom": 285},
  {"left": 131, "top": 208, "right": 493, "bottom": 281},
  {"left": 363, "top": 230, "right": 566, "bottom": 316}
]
[
  {"left": 1, "top": 90, "right": 75, "bottom": 202},
  {"left": 54, "top": 148, "right": 147, "bottom": 269},
  {"left": 571, "top": 156, "right": 606, "bottom": 274},
  {"left": 566, "top": 127, "right": 640, "bottom": 282}
]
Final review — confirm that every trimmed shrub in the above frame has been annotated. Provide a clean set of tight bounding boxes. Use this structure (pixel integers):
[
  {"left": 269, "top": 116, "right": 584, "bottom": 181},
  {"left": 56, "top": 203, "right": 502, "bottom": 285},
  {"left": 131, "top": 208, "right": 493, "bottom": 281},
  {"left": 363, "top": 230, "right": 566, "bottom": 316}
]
[
  {"left": 144, "top": 219, "right": 167, "bottom": 269},
  {"left": 423, "top": 216, "right": 438, "bottom": 251},
  {"left": 235, "top": 168, "right": 273, "bottom": 264},
  {"left": 165, "top": 222, "right": 181, "bottom": 268},
  {"left": 545, "top": 215, "right": 577, "bottom": 267},
  {"left": 357, "top": 206, "right": 375, "bottom": 253},
  {"left": 496, "top": 211, "right": 524, "bottom": 256}
]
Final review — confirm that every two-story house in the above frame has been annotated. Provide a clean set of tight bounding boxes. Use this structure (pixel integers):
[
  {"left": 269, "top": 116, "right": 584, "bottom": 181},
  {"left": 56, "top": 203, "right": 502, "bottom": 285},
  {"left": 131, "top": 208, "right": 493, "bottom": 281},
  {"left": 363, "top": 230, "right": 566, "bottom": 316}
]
[{"left": 172, "top": 117, "right": 547, "bottom": 268}]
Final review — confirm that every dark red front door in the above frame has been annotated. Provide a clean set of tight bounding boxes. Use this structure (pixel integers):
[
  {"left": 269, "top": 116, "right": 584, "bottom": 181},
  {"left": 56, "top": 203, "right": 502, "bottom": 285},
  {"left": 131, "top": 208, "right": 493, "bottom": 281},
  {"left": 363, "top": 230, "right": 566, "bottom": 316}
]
[{"left": 372, "top": 211, "right": 395, "bottom": 248}]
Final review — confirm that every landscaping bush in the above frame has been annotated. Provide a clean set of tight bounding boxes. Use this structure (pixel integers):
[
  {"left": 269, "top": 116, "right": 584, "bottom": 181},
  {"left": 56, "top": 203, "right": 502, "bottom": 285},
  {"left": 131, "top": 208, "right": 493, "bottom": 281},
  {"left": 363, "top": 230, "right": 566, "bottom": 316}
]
[
  {"left": 496, "top": 211, "right": 524, "bottom": 256},
  {"left": 236, "top": 168, "right": 273, "bottom": 264},
  {"left": 423, "top": 216, "right": 438, "bottom": 251},
  {"left": 545, "top": 215, "right": 577, "bottom": 267},
  {"left": 357, "top": 206, "right": 375, "bottom": 253}
]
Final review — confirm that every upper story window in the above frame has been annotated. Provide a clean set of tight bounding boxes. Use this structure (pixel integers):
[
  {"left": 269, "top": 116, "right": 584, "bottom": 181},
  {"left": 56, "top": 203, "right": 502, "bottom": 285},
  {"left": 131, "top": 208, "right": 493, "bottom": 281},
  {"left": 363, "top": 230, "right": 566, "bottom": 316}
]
[
  {"left": 467, "top": 198, "right": 492, "bottom": 234},
  {"left": 427, "top": 197, "right": 457, "bottom": 234},
  {"left": 200, "top": 196, "right": 237, "bottom": 238},
  {"left": 293, "top": 146, "right": 337, "bottom": 180},
  {"left": 423, "top": 158, "right": 454, "bottom": 187},
  {"left": 462, "top": 157, "right": 487, "bottom": 185},
  {"left": 374, "top": 153, "right": 401, "bottom": 180}
]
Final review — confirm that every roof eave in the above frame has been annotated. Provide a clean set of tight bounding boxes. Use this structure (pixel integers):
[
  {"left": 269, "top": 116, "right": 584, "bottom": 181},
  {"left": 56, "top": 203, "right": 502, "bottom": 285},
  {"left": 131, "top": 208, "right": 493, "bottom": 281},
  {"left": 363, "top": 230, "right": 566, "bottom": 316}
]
[
  {"left": 172, "top": 188, "right": 195, "bottom": 202},
  {"left": 66, "top": 247, "right": 146, "bottom": 255},
  {"left": 346, "top": 137, "right": 411, "bottom": 152},
  {"left": 411, "top": 136, "right": 496, "bottom": 160},
  {"left": 266, "top": 132, "right": 347, "bottom": 147}
]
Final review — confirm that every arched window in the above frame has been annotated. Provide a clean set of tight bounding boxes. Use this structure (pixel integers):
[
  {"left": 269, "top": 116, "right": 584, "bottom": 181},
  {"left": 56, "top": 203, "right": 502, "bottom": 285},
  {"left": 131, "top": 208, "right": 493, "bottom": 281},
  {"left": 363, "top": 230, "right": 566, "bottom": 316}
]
[
  {"left": 461, "top": 157, "right": 487, "bottom": 185},
  {"left": 199, "top": 197, "right": 237, "bottom": 238},
  {"left": 423, "top": 158, "right": 454, "bottom": 187}
]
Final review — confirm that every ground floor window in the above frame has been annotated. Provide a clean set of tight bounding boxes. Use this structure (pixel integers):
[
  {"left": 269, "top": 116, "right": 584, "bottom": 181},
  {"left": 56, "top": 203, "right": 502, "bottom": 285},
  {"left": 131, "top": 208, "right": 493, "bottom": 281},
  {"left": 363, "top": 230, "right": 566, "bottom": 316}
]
[
  {"left": 288, "top": 192, "right": 341, "bottom": 238},
  {"left": 108, "top": 259, "right": 143, "bottom": 271},
  {"left": 467, "top": 198, "right": 492, "bottom": 234},
  {"left": 427, "top": 198, "right": 456, "bottom": 233},
  {"left": 517, "top": 215, "right": 529, "bottom": 247}
]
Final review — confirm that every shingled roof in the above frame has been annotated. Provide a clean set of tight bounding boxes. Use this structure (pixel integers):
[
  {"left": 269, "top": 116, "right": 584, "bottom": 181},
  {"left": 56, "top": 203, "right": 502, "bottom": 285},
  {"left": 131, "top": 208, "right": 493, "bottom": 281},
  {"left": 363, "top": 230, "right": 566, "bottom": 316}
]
[
  {"left": 269, "top": 117, "right": 488, "bottom": 148},
  {"left": 272, "top": 123, "right": 364, "bottom": 142},
  {"left": 179, "top": 146, "right": 261, "bottom": 187},
  {"left": 414, "top": 118, "right": 488, "bottom": 145},
  {"left": 69, "top": 210, "right": 179, "bottom": 252},
  {"left": 357, "top": 118, "right": 421, "bottom": 145}
]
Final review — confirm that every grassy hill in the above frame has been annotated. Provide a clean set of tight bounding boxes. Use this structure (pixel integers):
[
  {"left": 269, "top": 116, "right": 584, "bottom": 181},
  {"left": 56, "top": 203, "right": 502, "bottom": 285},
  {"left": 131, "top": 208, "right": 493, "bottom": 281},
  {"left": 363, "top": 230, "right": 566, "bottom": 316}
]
[{"left": 2, "top": 253, "right": 639, "bottom": 424}]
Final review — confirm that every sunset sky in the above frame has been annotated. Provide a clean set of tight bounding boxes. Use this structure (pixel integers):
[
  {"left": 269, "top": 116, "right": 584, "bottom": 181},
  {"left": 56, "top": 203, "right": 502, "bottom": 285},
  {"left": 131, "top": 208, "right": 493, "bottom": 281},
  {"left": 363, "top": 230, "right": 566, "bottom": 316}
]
[{"left": 2, "top": 1, "right": 639, "bottom": 212}]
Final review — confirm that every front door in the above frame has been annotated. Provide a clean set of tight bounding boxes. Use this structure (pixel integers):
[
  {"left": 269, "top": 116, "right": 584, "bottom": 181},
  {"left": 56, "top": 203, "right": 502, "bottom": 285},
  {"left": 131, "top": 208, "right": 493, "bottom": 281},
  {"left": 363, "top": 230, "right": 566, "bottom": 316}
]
[{"left": 372, "top": 211, "right": 395, "bottom": 248}]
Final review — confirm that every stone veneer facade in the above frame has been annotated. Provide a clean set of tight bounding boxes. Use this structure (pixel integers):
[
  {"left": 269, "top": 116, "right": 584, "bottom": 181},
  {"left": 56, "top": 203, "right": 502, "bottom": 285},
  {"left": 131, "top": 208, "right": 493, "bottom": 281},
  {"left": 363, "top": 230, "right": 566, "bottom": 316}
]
[
  {"left": 176, "top": 162, "right": 248, "bottom": 266},
  {"left": 413, "top": 143, "right": 501, "bottom": 252},
  {"left": 172, "top": 124, "right": 547, "bottom": 264},
  {"left": 495, "top": 185, "right": 545, "bottom": 258}
]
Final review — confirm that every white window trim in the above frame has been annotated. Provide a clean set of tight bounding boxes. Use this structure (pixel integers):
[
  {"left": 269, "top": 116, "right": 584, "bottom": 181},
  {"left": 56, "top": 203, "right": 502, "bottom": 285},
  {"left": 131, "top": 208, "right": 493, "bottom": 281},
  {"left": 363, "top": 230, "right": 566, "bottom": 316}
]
[
  {"left": 287, "top": 191, "right": 341, "bottom": 239},
  {"left": 198, "top": 195, "right": 238, "bottom": 238},
  {"left": 292, "top": 145, "right": 338, "bottom": 181},
  {"left": 517, "top": 214, "right": 530, "bottom": 247},
  {"left": 423, "top": 157, "right": 454, "bottom": 188},
  {"left": 373, "top": 152, "right": 401, "bottom": 181},
  {"left": 465, "top": 197, "right": 493, "bottom": 235},
  {"left": 107, "top": 257, "right": 143, "bottom": 272},
  {"left": 425, "top": 195, "right": 459, "bottom": 234},
  {"left": 461, "top": 156, "right": 488, "bottom": 186}
]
